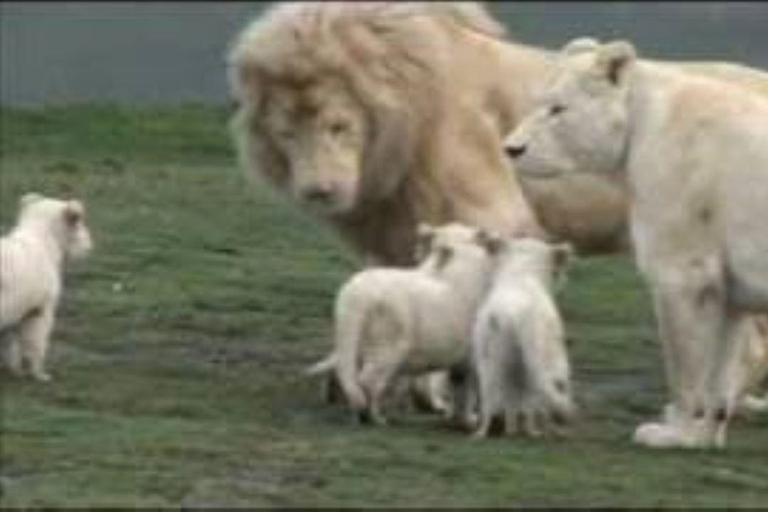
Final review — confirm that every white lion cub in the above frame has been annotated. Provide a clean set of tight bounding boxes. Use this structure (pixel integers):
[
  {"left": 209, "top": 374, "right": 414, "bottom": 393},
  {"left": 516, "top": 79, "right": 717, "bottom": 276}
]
[
  {"left": 307, "top": 223, "right": 502, "bottom": 426},
  {"left": 1, "top": 193, "right": 93, "bottom": 381},
  {"left": 471, "top": 238, "right": 575, "bottom": 438}
]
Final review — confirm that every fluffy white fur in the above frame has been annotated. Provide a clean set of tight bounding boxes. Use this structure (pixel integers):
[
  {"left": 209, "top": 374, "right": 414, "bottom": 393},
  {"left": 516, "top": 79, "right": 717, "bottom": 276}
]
[
  {"left": 1, "top": 193, "right": 93, "bottom": 381},
  {"left": 506, "top": 38, "right": 768, "bottom": 449},
  {"left": 471, "top": 238, "right": 575, "bottom": 438},
  {"left": 307, "top": 223, "right": 502, "bottom": 426}
]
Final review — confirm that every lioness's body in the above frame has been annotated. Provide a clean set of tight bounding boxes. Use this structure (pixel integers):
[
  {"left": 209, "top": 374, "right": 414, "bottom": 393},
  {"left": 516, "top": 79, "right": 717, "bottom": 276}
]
[{"left": 506, "top": 38, "right": 768, "bottom": 448}]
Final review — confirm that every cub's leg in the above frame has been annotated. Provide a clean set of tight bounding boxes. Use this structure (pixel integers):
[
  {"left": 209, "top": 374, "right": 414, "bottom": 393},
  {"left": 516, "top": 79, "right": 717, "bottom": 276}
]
[
  {"left": 2, "top": 332, "right": 24, "bottom": 377},
  {"left": 472, "top": 355, "right": 504, "bottom": 439},
  {"left": 18, "top": 306, "right": 56, "bottom": 382},
  {"left": 358, "top": 345, "right": 407, "bottom": 426}
]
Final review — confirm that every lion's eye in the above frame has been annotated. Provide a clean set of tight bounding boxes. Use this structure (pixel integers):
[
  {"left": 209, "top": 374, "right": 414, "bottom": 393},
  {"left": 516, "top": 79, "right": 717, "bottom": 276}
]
[
  {"left": 328, "top": 121, "right": 349, "bottom": 136},
  {"left": 549, "top": 104, "right": 567, "bottom": 116},
  {"left": 275, "top": 128, "right": 294, "bottom": 140}
]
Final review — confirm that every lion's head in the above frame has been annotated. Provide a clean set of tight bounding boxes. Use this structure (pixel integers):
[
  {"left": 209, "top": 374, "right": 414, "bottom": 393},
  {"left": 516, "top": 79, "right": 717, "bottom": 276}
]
[
  {"left": 227, "top": 3, "right": 504, "bottom": 218},
  {"left": 504, "top": 38, "right": 636, "bottom": 180}
]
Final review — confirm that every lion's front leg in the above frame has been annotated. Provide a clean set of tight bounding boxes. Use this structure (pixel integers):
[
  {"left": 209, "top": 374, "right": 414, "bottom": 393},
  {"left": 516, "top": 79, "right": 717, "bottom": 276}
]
[{"left": 633, "top": 262, "right": 740, "bottom": 449}]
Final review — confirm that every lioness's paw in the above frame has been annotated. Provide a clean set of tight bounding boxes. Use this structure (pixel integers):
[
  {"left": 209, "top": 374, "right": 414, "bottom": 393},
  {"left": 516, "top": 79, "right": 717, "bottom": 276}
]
[{"left": 632, "top": 421, "right": 722, "bottom": 449}]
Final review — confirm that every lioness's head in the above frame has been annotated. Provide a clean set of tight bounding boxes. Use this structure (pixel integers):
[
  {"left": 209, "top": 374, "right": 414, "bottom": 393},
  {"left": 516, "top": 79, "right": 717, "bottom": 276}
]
[{"left": 504, "top": 38, "right": 637, "bottom": 179}]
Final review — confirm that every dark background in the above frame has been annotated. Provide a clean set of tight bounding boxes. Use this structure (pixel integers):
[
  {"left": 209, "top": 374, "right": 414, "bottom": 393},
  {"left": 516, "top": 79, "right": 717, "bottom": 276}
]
[{"left": 2, "top": 2, "right": 766, "bottom": 106}]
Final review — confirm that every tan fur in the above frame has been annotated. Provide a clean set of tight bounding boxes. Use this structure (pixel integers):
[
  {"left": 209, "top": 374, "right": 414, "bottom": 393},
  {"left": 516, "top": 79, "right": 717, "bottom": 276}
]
[{"left": 227, "top": 2, "right": 544, "bottom": 268}]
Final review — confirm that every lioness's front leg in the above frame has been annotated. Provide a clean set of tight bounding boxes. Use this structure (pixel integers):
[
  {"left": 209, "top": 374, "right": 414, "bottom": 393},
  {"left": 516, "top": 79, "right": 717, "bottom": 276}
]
[{"left": 634, "top": 262, "right": 738, "bottom": 449}]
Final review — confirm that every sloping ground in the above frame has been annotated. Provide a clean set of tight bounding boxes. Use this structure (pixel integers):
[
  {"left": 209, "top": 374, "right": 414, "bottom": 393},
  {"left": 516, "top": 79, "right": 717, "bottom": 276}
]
[{"left": 1, "top": 105, "right": 766, "bottom": 508}]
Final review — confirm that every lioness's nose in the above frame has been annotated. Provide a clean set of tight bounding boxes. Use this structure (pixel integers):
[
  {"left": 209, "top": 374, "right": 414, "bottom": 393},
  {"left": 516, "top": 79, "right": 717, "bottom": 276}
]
[
  {"left": 302, "top": 183, "right": 335, "bottom": 203},
  {"left": 505, "top": 144, "right": 527, "bottom": 159}
]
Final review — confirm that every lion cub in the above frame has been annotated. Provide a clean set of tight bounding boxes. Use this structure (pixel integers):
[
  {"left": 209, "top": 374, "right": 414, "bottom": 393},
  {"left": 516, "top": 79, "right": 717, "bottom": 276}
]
[
  {"left": 307, "top": 223, "right": 502, "bottom": 426},
  {"left": 471, "top": 238, "right": 576, "bottom": 438},
  {"left": 1, "top": 193, "right": 93, "bottom": 381}
]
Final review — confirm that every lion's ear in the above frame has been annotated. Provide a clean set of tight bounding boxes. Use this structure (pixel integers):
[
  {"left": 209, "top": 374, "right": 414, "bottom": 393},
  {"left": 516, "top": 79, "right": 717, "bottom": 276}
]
[
  {"left": 563, "top": 37, "right": 600, "bottom": 57},
  {"left": 229, "top": 61, "right": 264, "bottom": 105},
  {"left": 595, "top": 40, "right": 636, "bottom": 86}
]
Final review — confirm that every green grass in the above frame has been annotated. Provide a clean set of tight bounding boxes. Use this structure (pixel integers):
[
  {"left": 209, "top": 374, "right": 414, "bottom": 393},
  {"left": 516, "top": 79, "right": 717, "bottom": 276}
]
[{"left": 1, "top": 104, "right": 767, "bottom": 508}]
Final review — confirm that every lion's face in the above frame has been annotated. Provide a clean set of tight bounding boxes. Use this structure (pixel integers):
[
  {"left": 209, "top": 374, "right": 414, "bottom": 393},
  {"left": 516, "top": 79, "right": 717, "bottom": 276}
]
[
  {"left": 504, "top": 39, "right": 636, "bottom": 180},
  {"left": 257, "top": 77, "right": 368, "bottom": 216}
]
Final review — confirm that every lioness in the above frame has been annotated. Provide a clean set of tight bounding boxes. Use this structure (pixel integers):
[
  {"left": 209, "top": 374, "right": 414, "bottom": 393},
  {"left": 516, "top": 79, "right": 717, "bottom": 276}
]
[
  {"left": 505, "top": 38, "right": 768, "bottom": 449},
  {"left": 1, "top": 193, "right": 93, "bottom": 381}
]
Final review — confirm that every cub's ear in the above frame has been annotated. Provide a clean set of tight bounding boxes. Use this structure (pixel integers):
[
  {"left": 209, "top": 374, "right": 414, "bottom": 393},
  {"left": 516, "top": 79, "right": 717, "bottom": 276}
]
[
  {"left": 20, "top": 192, "right": 44, "bottom": 208},
  {"left": 563, "top": 37, "right": 600, "bottom": 56},
  {"left": 475, "top": 229, "right": 504, "bottom": 255},
  {"left": 552, "top": 242, "right": 575, "bottom": 270},
  {"left": 595, "top": 40, "right": 636, "bottom": 86},
  {"left": 63, "top": 200, "right": 85, "bottom": 226},
  {"left": 415, "top": 223, "right": 436, "bottom": 258}
]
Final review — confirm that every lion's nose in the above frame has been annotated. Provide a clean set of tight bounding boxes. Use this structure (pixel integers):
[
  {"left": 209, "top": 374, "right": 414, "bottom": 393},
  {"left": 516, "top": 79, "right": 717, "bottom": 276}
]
[
  {"left": 505, "top": 144, "right": 527, "bottom": 159},
  {"left": 302, "top": 183, "right": 335, "bottom": 204}
]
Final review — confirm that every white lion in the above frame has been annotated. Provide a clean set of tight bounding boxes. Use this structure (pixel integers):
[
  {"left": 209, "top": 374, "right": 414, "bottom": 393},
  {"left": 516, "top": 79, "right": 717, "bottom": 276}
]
[
  {"left": 1, "top": 193, "right": 93, "bottom": 381},
  {"left": 307, "top": 223, "right": 502, "bottom": 427},
  {"left": 505, "top": 37, "right": 768, "bottom": 449},
  {"left": 471, "top": 238, "right": 575, "bottom": 438}
]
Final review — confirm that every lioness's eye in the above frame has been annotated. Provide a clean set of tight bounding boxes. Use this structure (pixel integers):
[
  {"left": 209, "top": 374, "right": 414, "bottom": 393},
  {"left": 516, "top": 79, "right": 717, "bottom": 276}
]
[{"left": 549, "top": 104, "right": 567, "bottom": 116}]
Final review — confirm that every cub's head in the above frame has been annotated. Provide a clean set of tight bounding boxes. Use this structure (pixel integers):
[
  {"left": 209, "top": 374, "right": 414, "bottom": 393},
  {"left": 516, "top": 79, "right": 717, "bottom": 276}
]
[
  {"left": 19, "top": 193, "right": 93, "bottom": 261},
  {"left": 504, "top": 37, "right": 637, "bottom": 179},
  {"left": 415, "top": 223, "right": 503, "bottom": 279}
]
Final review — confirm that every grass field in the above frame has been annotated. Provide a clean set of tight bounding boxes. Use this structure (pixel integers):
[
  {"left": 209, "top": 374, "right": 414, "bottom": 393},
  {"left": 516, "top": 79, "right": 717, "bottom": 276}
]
[{"left": 1, "top": 104, "right": 767, "bottom": 508}]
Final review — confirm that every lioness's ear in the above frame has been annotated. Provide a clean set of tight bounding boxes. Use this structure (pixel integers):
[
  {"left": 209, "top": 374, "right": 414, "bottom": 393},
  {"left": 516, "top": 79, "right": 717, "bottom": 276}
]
[
  {"left": 595, "top": 40, "right": 636, "bottom": 86},
  {"left": 563, "top": 37, "right": 600, "bottom": 56},
  {"left": 475, "top": 229, "right": 504, "bottom": 255},
  {"left": 20, "top": 192, "right": 44, "bottom": 208}
]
